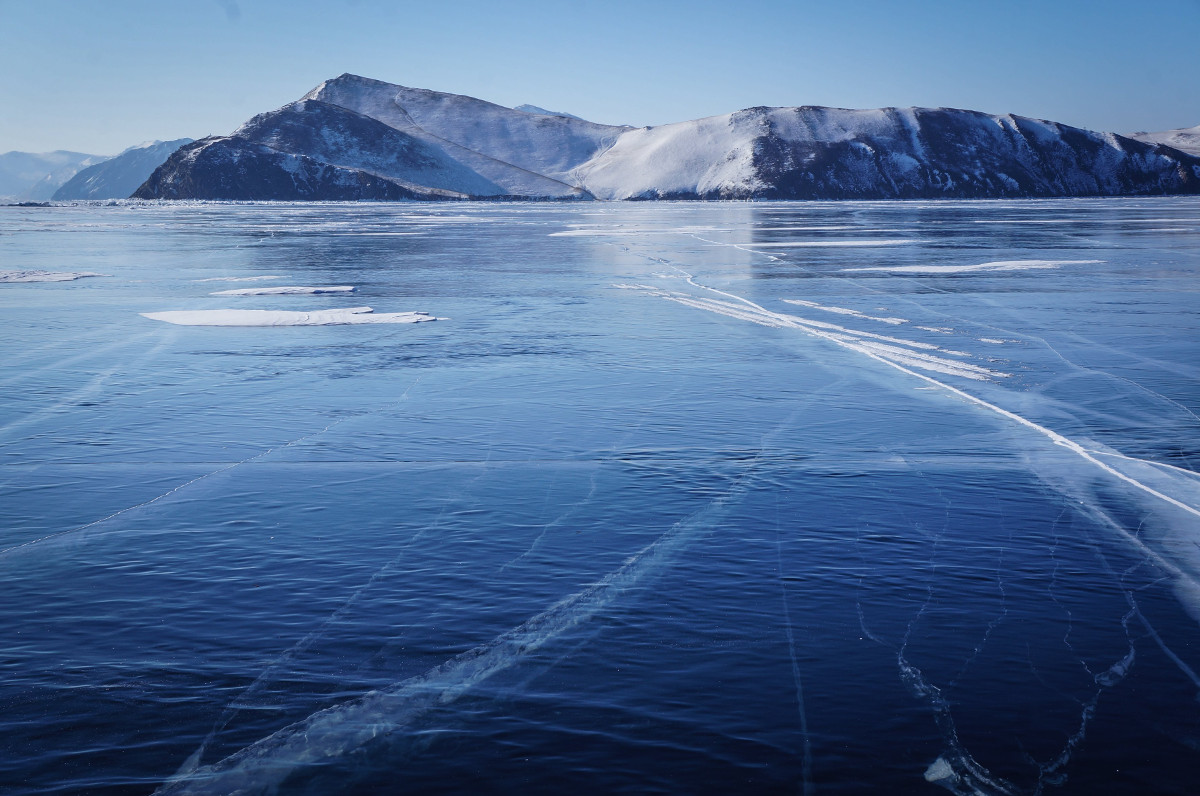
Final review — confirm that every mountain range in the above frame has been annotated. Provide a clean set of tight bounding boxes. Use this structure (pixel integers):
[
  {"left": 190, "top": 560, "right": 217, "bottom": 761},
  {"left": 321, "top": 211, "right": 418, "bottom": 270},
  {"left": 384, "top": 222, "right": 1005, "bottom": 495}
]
[
  {"left": 0, "top": 150, "right": 108, "bottom": 202},
  {"left": 134, "top": 75, "right": 1200, "bottom": 201},
  {"left": 8, "top": 74, "right": 1199, "bottom": 203},
  {"left": 52, "top": 139, "right": 193, "bottom": 200},
  {"left": 1, "top": 141, "right": 195, "bottom": 202}
]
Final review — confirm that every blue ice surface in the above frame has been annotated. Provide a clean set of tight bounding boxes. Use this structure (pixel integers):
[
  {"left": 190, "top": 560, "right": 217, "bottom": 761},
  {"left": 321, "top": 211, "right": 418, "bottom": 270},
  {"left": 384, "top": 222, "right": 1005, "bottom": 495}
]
[{"left": 1, "top": 198, "right": 1198, "bottom": 795}]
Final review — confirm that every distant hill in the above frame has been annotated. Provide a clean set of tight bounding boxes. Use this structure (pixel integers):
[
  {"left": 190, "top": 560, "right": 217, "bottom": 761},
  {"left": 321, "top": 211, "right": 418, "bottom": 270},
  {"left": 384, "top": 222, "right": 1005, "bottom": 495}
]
[
  {"left": 135, "top": 74, "right": 1200, "bottom": 201},
  {"left": 1127, "top": 124, "right": 1200, "bottom": 157},
  {"left": 0, "top": 150, "right": 108, "bottom": 202},
  {"left": 53, "top": 139, "right": 192, "bottom": 200}
]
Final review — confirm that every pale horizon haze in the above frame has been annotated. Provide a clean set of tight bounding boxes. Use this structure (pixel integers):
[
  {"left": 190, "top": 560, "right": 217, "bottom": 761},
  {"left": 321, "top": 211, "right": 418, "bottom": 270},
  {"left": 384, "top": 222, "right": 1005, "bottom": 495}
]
[{"left": 1, "top": 0, "right": 1198, "bottom": 156}]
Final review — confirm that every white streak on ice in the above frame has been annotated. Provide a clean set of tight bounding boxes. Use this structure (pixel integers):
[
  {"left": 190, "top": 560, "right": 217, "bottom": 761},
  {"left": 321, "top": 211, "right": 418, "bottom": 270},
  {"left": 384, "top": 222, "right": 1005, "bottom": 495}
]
[
  {"left": 192, "top": 276, "right": 284, "bottom": 283},
  {"left": 141, "top": 308, "right": 441, "bottom": 326},
  {"left": 548, "top": 229, "right": 654, "bottom": 237},
  {"left": 782, "top": 299, "right": 907, "bottom": 325},
  {"left": 156, "top": 453, "right": 761, "bottom": 795},
  {"left": 630, "top": 272, "right": 1200, "bottom": 523},
  {"left": 208, "top": 286, "right": 356, "bottom": 296},
  {"left": 0, "top": 270, "right": 108, "bottom": 282},
  {"left": 0, "top": 376, "right": 427, "bottom": 561},
  {"left": 739, "top": 239, "right": 915, "bottom": 248},
  {"left": 844, "top": 259, "right": 1102, "bottom": 274},
  {"left": 625, "top": 282, "right": 1006, "bottom": 382},
  {"left": 752, "top": 225, "right": 858, "bottom": 231}
]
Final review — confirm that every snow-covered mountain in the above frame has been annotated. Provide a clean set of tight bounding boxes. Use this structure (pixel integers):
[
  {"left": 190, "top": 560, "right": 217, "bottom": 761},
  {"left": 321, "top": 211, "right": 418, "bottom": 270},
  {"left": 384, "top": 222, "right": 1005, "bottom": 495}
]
[
  {"left": 52, "top": 139, "right": 192, "bottom": 200},
  {"left": 136, "top": 74, "right": 1200, "bottom": 201},
  {"left": 1127, "top": 124, "right": 1200, "bottom": 157},
  {"left": 137, "top": 75, "right": 626, "bottom": 200},
  {"left": 0, "top": 150, "right": 108, "bottom": 202},
  {"left": 579, "top": 106, "right": 1200, "bottom": 199},
  {"left": 300, "top": 74, "right": 625, "bottom": 192}
]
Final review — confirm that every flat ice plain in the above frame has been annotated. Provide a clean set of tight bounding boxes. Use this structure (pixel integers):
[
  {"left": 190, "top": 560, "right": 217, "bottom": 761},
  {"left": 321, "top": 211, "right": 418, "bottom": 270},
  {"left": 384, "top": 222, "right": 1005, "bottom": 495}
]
[{"left": 1, "top": 199, "right": 1198, "bottom": 795}]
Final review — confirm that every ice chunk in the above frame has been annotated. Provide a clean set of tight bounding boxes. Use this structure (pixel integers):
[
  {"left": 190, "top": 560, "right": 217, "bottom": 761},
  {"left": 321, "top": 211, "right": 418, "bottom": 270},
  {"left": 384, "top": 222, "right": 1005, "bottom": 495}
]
[
  {"left": 140, "top": 307, "right": 441, "bottom": 326},
  {"left": 208, "top": 286, "right": 355, "bottom": 296},
  {"left": 0, "top": 270, "right": 107, "bottom": 283},
  {"left": 924, "top": 757, "right": 957, "bottom": 784}
]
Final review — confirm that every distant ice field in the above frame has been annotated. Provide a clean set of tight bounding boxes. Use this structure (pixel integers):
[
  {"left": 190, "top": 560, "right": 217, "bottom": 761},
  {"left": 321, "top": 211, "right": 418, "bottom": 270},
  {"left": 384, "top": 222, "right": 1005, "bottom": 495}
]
[{"left": 1, "top": 198, "right": 1198, "bottom": 796}]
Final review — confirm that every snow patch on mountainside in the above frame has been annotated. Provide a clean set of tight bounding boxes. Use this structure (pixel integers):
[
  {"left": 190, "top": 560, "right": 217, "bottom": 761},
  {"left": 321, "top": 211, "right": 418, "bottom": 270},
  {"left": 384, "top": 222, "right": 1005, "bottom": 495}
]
[{"left": 577, "top": 110, "right": 768, "bottom": 199}]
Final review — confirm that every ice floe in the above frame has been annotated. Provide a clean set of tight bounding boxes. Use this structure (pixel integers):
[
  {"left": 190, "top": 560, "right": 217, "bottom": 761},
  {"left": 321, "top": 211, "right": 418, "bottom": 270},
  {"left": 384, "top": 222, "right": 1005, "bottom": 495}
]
[
  {"left": 208, "top": 286, "right": 355, "bottom": 296},
  {"left": 0, "top": 270, "right": 107, "bottom": 283},
  {"left": 141, "top": 307, "right": 441, "bottom": 326}
]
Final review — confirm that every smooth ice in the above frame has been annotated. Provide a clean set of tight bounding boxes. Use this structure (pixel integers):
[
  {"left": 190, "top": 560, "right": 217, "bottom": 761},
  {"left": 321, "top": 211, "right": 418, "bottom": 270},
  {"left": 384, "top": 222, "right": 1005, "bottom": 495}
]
[{"left": 1, "top": 198, "right": 1198, "bottom": 796}]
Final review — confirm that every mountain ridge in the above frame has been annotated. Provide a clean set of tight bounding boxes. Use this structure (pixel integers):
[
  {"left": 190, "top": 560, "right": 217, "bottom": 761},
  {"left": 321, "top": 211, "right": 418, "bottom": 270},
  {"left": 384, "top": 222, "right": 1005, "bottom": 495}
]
[{"left": 134, "top": 74, "right": 1200, "bottom": 201}]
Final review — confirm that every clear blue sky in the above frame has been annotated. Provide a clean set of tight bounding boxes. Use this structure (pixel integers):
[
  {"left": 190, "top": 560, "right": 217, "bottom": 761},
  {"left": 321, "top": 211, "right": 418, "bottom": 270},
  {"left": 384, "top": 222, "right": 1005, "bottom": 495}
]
[{"left": 2, "top": 0, "right": 1197, "bottom": 155}]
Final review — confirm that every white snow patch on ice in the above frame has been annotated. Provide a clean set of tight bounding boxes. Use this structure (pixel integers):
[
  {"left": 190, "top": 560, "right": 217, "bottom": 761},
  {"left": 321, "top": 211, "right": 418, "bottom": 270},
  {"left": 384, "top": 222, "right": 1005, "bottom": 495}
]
[
  {"left": 1, "top": 270, "right": 107, "bottom": 283},
  {"left": 209, "top": 286, "right": 356, "bottom": 296},
  {"left": 141, "top": 307, "right": 441, "bottom": 327}
]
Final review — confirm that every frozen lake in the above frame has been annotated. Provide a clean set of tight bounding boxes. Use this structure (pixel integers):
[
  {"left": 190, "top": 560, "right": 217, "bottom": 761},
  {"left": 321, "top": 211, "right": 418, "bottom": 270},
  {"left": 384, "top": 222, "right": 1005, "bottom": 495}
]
[{"left": 2, "top": 198, "right": 1198, "bottom": 795}]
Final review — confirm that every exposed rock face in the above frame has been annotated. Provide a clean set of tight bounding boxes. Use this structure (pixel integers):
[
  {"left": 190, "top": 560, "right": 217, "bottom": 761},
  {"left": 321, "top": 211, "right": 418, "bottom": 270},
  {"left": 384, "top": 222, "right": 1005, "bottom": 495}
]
[{"left": 133, "top": 74, "right": 1200, "bottom": 202}]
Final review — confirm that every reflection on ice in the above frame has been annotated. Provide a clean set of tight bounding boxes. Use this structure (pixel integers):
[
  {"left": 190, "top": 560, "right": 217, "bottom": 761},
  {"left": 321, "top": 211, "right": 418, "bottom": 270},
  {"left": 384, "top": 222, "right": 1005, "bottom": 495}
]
[{"left": 141, "top": 307, "right": 441, "bottom": 326}]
